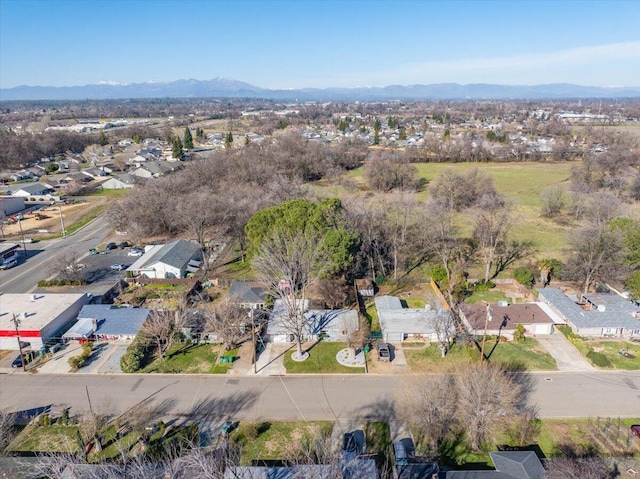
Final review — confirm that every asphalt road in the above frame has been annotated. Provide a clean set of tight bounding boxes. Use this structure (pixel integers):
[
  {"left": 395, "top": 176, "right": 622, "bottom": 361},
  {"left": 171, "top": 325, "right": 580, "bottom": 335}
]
[
  {"left": 0, "top": 214, "right": 112, "bottom": 293},
  {"left": 1, "top": 372, "right": 638, "bottom": 421}
]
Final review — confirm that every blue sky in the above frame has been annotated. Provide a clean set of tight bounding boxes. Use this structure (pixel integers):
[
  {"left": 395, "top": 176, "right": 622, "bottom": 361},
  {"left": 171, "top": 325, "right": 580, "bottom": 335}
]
[{"left": 1, "top": 0, "right": 639, "bottom": 89}]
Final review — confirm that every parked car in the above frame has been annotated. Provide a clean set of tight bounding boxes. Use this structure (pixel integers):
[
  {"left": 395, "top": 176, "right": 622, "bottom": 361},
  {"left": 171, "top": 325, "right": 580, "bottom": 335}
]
[
  {"left": 128, "top": 248, "right": 144, "bottom": 257},
  {"left": 378, "top": 342, "right": 391, "bottom": 362},
  {"left": 0, "top": 259, "right": 17, "bottom": 270},
  {"left": 110, "top": 263, "right": 126, "bottom": 271},
  {"left": 118, "top": 241, "right": 131, "bottom": 249},
  {"left": 89, "top": 248, "right": 98, "bottom": 255},
  {"left": 105, "top": 242, "right": 118, "bottom": 250},
  {"left": 11, "top": 352, "right": 34, "bottom": 368}
]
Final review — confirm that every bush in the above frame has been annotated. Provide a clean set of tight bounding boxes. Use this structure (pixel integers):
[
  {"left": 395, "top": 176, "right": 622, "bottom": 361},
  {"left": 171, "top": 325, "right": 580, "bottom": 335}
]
[
  {"left": 429, "top": 264, "right": 448, "bottom": 284},
  {"left": 474, "top": 280, "right": 496, "bottom": 292},
  {"left": 586, "top": 350, "right": 612, "bottom": 368},
  {"left": 121, "top": 341, "right": 147, "bottom": 373},
  {"left": 513, "top": 324, "right": 526, "bottom": 344},
  {"left": 513, "top": 267, "right": 535, "bottom": 288}
]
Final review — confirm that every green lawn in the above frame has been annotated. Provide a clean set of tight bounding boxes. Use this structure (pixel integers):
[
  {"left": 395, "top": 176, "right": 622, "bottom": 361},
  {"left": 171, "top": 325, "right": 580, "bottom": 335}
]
[
  {"left": 405, "top": 338, "right": 557, "bottom": 372},
  {"left": 8, "top": 425, "right": 81, "bottom": 453},
  {"left": 464, "top": 290, "right": 511, "bottom": 304},
  {"left": 141, "top": 343, "right": 237, "bottom": 374},
  {"left": 231, "top": 421, "right": 333, "bottom": 465},
  {"left": 364, "top": 421, "right": 391, "bottom": 454},
  {"left": 284, "top": 342, "right": 365, "bottom": 374},
  {"left": 558, "top": 327, "right": 640, "bottom": 370},
  {"left": 586, "top": 341, "right": 640, "bottom": 370},
  {"left": 364, "top": 299, "right": 380, "bottom": 332}
]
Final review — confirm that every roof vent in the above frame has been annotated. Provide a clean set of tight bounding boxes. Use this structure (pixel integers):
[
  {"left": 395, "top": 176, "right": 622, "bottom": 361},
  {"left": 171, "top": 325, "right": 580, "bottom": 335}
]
[{"left": 597, "top": 304, "right": 606, "bottom": 312}]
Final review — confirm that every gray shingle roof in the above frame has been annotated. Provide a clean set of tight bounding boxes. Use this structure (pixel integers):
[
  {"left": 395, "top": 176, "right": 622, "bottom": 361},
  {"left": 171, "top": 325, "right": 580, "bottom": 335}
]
[
  {"left": 14, "top": 183, "right": 49, "bottom": 195},
  {"left": 77, "top": 305, "right": 150, "bottom": 336},
  {"left": 375, "top": 295, "right": 452, "bottom": 336},
  {"left": 538, "top": 288, "right": 640, "bottom": 330},
  {"left": 228, "top": 281, "right": 268, "bottom": 305},
  {"left": 134, "top": 239, "right": 201, "bottom": 271}
]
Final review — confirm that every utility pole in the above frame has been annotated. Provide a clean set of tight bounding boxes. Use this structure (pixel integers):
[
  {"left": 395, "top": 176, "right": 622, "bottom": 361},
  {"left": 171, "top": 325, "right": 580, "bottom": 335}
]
[
  {"left": 251, "top": 309, "right": 257, "bottom": 374},
  {"left": 10, "top": 314, "right": 26, "bottom": 371},
  {"left": 17, "top": 219, "right": 27, "bottom": 256},
  {"left": 480, "top": 302, "right": 492, "bottom": 363}
]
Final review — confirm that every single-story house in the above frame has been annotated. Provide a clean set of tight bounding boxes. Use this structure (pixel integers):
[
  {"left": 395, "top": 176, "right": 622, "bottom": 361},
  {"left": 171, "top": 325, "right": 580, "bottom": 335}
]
[
  {"left": 375, "top": 295, "right": 453, "bottom": 342},
  {"left": 0, "top": 293, "right": 89, "bottom": 350},
  {"left": 460, "top": 303, "right": 556, "bottom": 339},
  {"left": 9, "top": 170, "right": 39, "bottom": 182},
  {"left": 101, "top": 173, "right": 137, "bottom": 190},
  {"left": 267, "top": 299, "right": 359, "bottom": 343},
  {"left": 442, "top": 450, "right": 545, "bottom": 479},
  {"left": 131, "top": 161, "right": 175, "bottom": 179},
  {"left": 63, "top": 305, "right": 151, "bottom": 342},
  {"left": 538, "top": 288, "right": 640, "bottom": 338},
  {"left": 81, "top": 167, "right": 107, "bottom": 179},
  {"left": 228, "top": 281, "right": 269, "bottom": 309},
  {"left": 127, "top": 239, "right": 202, "bottom": 279},
  {"left": 11, "top": 183, "right": 53, "bottom": 197}
]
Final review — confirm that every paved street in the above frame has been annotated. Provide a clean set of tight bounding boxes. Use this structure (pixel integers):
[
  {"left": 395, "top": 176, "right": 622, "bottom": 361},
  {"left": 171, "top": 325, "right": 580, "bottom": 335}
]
[
  {"left": 1, "top": 372, "right": 638, "bottom": 422},
  {"left": 0, "top": 214, "right": 112, "bottom": 293}
]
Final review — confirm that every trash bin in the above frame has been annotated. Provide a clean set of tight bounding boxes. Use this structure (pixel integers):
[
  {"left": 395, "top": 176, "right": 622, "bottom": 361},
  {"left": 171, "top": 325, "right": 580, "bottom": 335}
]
[{"left": 364, "top": 345, "right": 371, "bottom": 354}]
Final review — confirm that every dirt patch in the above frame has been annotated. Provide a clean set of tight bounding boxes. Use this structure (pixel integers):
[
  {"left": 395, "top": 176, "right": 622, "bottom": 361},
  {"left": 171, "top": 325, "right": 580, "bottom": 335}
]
[{"left": 2, "top": 197, "right": 107, "bottom": 239}]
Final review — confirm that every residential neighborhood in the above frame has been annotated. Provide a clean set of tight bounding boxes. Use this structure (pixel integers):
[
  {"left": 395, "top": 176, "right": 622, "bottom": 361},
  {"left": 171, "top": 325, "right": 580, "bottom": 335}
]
[{"left": 1, "top": 40, "right": 640, "bottom": 479}]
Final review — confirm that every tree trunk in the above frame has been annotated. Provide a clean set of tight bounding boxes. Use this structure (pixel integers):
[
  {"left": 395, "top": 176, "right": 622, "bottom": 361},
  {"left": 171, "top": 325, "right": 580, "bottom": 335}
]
[{"left": 296, "top": 336, "right": 303, "bottom": 358}]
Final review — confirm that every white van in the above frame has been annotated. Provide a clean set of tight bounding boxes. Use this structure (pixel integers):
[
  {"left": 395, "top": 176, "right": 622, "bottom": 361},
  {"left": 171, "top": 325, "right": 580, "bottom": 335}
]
[{"left": 0, "top": 259, "right": 17, "bottom": 270}]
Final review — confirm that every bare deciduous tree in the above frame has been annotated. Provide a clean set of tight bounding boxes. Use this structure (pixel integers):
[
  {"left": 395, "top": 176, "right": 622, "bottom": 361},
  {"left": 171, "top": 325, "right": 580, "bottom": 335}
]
[
  {"left": 455, "top": 364, "right": 523, "bottom": 452},
  {"left": 472, "top": 195, "right": 517, "bottom": 282},
  {"left": 545, "top": 456, "right": 612, "bottom": 479},
  {"left": 47, "top": 251, "right": 85, "bottom": 283},
  {"left": 141, "top": 303, "right": 187, "bottom": 361},
  {"left": 396, "top": 374, "right": 458, "bottom": 456},
  {"left": 204, "top": 296, "right": 250, "bottom": 351},
  {"left": 252, "top": 229, "right": 329, "bottom": 360}
]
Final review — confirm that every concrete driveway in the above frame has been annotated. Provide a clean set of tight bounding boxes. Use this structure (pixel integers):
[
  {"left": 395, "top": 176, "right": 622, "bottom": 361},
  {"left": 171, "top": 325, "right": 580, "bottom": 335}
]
[{"left": 537, "top": 333, "right": 595, "bottom": 372}]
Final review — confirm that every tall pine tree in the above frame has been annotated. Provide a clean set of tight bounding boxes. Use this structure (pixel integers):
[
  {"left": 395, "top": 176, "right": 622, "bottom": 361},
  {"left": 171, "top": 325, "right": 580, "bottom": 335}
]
[
  {"left": 172, "top": 138, "right": 184, "bottom": 160},
  {"left": 183, "top": 127, "right": 194, "bottom": 149}
]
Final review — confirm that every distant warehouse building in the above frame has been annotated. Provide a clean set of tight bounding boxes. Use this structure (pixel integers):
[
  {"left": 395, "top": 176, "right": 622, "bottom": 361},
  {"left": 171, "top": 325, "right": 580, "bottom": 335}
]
[{"left": 0, "top": 293, "right": 88, "bottom": 350}]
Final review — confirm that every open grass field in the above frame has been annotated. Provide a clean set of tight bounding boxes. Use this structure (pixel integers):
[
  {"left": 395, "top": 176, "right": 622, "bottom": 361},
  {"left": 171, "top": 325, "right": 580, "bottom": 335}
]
[
  {"left": 231, "top": 421, "right": 333, "bottom": 465},
  {"left": 341, "top": 161, "right": 577, "bottom": 261},
  {"left": 405, "top": 337, "right": 557, "bottom": 372},
  {"left": 141, "top": 343, "right": 237, "bottom": 374},
  {"left": 284, "top": 342, "right": 365, "bottom": 374}
]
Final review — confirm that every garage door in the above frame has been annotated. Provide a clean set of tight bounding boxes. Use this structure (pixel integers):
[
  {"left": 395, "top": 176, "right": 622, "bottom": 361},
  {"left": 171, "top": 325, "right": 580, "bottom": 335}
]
[
  {"left": 385, "top": 332, "right": 403, "bottom": 342},
  {"left": 534, "top": 324, "right": 550, "bottom": 335}
]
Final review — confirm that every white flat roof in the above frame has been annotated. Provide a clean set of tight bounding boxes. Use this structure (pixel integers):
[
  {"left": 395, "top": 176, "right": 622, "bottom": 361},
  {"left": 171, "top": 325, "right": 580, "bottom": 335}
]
[{"left": 0, "top": 293, "right": 86, "bottom": 331}]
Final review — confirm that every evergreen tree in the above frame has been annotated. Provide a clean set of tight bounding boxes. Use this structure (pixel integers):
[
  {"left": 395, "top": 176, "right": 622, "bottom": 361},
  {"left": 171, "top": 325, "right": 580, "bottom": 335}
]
[
  {"left": 398, "top": 127, "right": 407, "bottom": 140},
  {"left": 133, "top": 133, "right": 143, "bottom": 144},
  {"left": 98, "top": 130, "right": 108, "bottom": 146},
  {"left": 172, "top": 138, "right": 184, "bottom": 160},
  {"left": 183, "top": 127, "right": 194, "bottom": 149},
  {"left": 374, "top": 118, "right": 382, "bottom": 132},
  {"left": 373, "top": 131, "right": 380, "bottom": 145},
  {"left": 225, "top": 131, "right": 233, "bottom": 148}
]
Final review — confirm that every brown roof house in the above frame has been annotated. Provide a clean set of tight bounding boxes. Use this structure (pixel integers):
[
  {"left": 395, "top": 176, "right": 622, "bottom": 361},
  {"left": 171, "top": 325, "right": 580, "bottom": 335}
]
[{"left": 460, "top": 302, "right": 556, "bottom": 339}]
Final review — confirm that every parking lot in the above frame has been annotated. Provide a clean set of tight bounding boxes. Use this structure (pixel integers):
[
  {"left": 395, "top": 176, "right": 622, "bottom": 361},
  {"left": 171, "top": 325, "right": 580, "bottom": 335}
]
[{"left": 75, "top": 245, "right": 139, "bottom": 283}]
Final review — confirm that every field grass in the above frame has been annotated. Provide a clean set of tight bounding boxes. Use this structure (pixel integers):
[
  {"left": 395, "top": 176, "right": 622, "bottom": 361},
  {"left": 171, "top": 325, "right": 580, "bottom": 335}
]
[
  {"left": 405, "top": 337, "right": 557, "bottom": 371},
  {"left": 591, "top": 341, "right": 640, "bottom": 370},
  {"left": 283, "top": 342, "right": 365, "bottom": 374},
  {"left": 141, "top": 343, "right": 237, "bottom": 374},
  {"left": 344, "top": 161, "right": 576, "bottom": 261},
  {"left": 231, "top": 421, "right": 333, "bottom": 465},
  {"left": 8, "top": 425, "right": 81, "bottom": 453},
  {"left": 464, "top": 290, "right": 511, "bottom": 304}
]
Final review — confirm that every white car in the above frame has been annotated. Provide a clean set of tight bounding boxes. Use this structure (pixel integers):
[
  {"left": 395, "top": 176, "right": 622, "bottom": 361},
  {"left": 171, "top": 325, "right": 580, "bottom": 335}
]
[
  {"left": 128, "top": 248, "right": 143, "bottom": 257},
  {"left": 0, "top": 259, "right": 17, "bottom": 270}
]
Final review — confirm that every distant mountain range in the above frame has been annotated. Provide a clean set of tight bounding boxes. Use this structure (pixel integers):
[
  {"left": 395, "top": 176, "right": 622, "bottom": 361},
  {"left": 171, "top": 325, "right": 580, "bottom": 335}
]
[{"left": 2, "top": 77, "right": 639, "bottom": 101}]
